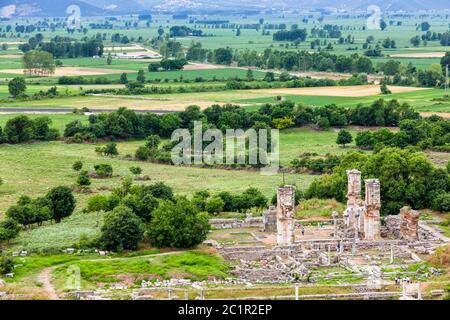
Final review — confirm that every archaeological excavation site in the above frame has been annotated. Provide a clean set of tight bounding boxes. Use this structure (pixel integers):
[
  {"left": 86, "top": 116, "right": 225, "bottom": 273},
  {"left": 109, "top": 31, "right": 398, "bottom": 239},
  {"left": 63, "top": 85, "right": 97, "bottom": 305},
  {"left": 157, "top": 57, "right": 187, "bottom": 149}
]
[{"left": 198, "top": 170, "right": 450, "bottom": 300}]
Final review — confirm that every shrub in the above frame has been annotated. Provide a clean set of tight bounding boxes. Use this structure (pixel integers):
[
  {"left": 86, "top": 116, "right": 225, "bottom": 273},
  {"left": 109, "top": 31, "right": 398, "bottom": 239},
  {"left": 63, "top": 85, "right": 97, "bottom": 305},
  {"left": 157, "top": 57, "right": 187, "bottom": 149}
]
[
  {"left": 205, "top": 196, "right": 225, "bottom": 214},
  {"left": 0, "top": 255, "right": 14, "bottom": 274},
  {"left": 100, "top": 206, "right": 144, "bottom": 251},
  {"left": 72, "top": 161, "right": 83, "bottom": 172},
  {"left": 129, "top": 166, "right": 143, "bottom": 176},
  {"left": 86, "top": 195, "right": 109, "bottom": 212},
  {"left": 135, "top": 146, "right": 150, "bottom": 160},
  {"left": 94, "top": 164, "right": 113, "bottom": 178},
  {"left": 76, "top": 170, "right": 91, "bottom": 187},
  {"left": 0, "top": 219, "right": 21, "bottom": 242}
]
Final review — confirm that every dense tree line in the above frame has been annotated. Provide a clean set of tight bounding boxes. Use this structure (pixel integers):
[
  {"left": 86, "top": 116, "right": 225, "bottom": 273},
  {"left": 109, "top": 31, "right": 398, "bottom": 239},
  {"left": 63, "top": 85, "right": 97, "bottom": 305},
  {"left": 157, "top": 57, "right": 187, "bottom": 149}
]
[
  {"left": 63, "top": 98, "right": 420, "bottom": 143},
  {"left": 273, "top": 29, "right": 307, "bottom": 42},
  {"left": 4, "top": 186, "right": 75, "bottom": 231},
  {"left": 37, "top": 37, "right": 104, "bottom": 58},
  {"left": 305, "top": 148, "right": 450, "bottom": 214},
  {"left": 0, "top": 115, "right": 59, "bottom": 144},
  {"left": 356, "top": 116, "right": 450, "bottom": 151},
  {"left": 169, "top": 26, "right": 203, "bottom": 37}
]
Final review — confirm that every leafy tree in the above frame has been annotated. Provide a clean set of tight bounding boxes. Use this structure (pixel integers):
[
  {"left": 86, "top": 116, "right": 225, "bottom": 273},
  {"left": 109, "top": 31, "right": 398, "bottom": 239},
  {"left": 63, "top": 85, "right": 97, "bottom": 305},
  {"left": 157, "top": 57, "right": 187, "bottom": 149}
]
[
  {"left": 106, "top": 52, "right": 112, "bottom": 65},
  {"left": 46, "top": 186, "right": 76, "bottom": 223},
  {"left": 100, "top": 206, "right": 144, "bottom": 251},
  {"left": 96, "top": 142, "right": 118, "bottom": 157},
  {"left": 148, "top": 63, "right": 160, "bottom": 72},
  {"left": 120, "top": 72, "right": 128, "bottom": 84},
  {"left": 380, "top": 84, "right": 392, "bottom": 95},
  {"left": 72, "top": 161, "right": 83, "bottom": 172},
  {"left": 3, "top": 115, "right": 34, "bottom": 143},
  {"left": 22, "top": 50, "right": 55, "bottom": 76},
  {"left": 264, "top": 72, "right": 275, "bottom": 82},
  {"left": 420, "top": 21, "right": 431, "bottom": 32},
  {"left": 380, "top": 20, "right": 387, "bottom": 31},
  {"left": 147, "top": 182, "right": 174, "bottom": 201},
  {"left": 441, "top": 52, "right": 450, "bottom": 75},
  {"left": 77, "top": 170, "right": 91, "bottom": 187},
  {"left": 147, "top": 198, "right": 210, "bottom": 248},
  {"left": 8, "top": 77, "right": 26, "bottom": 97},
  {"left": 137, "top": 70, "right": 146, "bottom": 83},
  {"left": 104, "top": 142, "right": 119, "bottom": 157},
  {"left": 0, "top": 218, "right": 21, "bottom": 243},
  {"left": 410, "top": 36, "right": 421, "bottom": 47},
  {"left": 336, "top": 129, "right": 353, "bottom": 147},
  {"left": 246, "top": 69, "right": 254, "bottom": 81}
]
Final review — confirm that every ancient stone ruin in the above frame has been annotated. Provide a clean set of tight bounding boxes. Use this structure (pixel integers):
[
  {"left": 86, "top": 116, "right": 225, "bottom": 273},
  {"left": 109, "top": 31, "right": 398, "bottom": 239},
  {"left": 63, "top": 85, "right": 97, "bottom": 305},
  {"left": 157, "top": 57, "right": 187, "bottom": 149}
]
[
  {"left": 363, "top": 179, "right": 381, "bottom": 241},
  {"left": 344, "top": 169, "right": 364, "bottom": 232},
  {"left": 399, "top": 207, "right": 420, "bottom": 241},
  {"left": 276, "top": 185, "right": 296, "bottom": 245},
  {"left": 263, "top": 206, "right": 277, "bottom": 232}
]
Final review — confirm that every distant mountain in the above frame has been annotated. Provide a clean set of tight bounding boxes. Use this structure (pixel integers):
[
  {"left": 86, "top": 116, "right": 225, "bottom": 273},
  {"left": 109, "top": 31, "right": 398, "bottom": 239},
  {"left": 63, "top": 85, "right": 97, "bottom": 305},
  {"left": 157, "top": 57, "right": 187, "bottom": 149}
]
[
  {"left": 0, "top": 0, "right": 105, "bottom": 17},
  {"left": 1, "top": 0, "right": 450, "bottom": 17}
]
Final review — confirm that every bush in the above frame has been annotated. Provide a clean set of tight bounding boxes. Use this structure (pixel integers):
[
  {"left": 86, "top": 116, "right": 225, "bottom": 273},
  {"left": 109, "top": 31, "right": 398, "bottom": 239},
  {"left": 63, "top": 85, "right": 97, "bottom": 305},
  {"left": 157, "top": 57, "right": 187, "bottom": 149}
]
[
  {"left": 0, "top": 255, "right": 14, "bottom": 275},
  {"left": 147, "top": 198, "right": 210, "bottom": 248},
  {"left": 431, "top": 193, "right": 450, "bottom": 212},
  {"left": 205, "top": 196, "right": 225, "bottom": 214},
  {"left": 100, "top": 206, "right": 144, "bottom": 251},
  {"left": 96, "top": 142, "right": 118, "bottom": 157},
  {"left": 87, "top": 195, "right": 109, "bottom": 212},
  {"left": 72, "top": 161, "right": 83, "bottom": 172},
  {"left": 129, "top": 166, "right": 142, "bottom": 176},
  {"left": 94, "top": 164, "right": 113, "bottom": 178},
  {"left": 0, "top": 218, "right": 21, "bottom": 242},
  {"left": 135, "top": 146, "right": 150, "bottom": 160},
  {"left": 77, "top": 170, "right": 91, "bottom": 187}
]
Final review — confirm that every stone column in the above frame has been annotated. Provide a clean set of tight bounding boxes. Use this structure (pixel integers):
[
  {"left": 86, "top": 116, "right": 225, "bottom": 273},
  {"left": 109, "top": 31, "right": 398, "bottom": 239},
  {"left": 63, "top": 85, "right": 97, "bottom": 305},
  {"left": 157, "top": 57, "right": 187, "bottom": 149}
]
[
  {"left": 276, "top": 185, "right": 296, "bottom": 245},
  {"left": 363, "top": 179, "right": 381, "bottom": 241},
  {"left": 399, "top": 207, "right": 420, "bottom": 241},
  {"left": 346, "top": 169, "right": 362, "bottom": 227}
]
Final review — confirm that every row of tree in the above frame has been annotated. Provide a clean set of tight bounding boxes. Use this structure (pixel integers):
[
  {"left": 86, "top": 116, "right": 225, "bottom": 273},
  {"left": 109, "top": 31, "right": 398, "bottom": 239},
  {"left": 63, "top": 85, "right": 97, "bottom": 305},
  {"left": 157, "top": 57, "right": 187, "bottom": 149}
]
[{"left": 62, "top": 99, "right": 421, "bottom": 144}]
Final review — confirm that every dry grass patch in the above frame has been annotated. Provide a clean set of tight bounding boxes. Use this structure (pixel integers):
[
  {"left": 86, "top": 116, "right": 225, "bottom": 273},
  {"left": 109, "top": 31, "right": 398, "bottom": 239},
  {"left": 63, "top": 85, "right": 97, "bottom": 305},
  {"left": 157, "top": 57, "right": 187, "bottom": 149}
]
[
  {"left": 0, "top": 67, "right": 134, "bottom": 77},
  {"left": 246, "top": 85, "right": 430, "bottom": 97},
  {"left": 389, "top": 52, "right": 446, "bottom": 58}
]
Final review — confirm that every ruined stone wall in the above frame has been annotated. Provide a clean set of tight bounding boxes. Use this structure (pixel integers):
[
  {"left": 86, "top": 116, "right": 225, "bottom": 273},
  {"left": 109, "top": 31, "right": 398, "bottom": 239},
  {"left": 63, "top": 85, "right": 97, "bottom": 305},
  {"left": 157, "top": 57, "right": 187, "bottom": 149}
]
[
  {"left": 209, "top": 217, "right": 264, "bottom": 229},
  {"left": 276, "top": 186, "right": 296, "bottom": 245}
]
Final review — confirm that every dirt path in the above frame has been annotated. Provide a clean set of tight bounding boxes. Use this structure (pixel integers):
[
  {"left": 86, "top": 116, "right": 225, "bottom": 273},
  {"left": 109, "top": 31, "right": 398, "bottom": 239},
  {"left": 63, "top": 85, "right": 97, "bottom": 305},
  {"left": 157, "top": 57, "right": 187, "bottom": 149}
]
[
  {"left": 34, "top": 250, "right": 185, "bottom": 300},
  {"left": 37, "top": 267, "right": 59, "bottom": 300}
]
